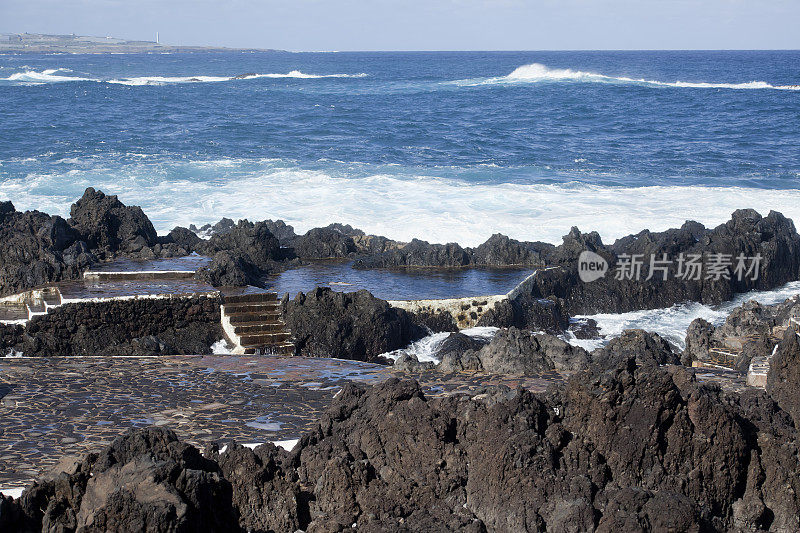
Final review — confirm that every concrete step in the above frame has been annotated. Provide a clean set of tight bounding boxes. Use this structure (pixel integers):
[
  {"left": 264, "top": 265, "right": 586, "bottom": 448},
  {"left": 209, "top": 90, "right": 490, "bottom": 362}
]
[
  {"left": 240, "top": 332, "right": 291, "bottom": 346},
  {"left": 222, "top": 302, "right": 280, "bottom": 315},
  {"left": 708, "top": 348, "right": 738, "bottom": 368},
  {"left": 233, "top": 323, "right": 286, "bottom": 335},
  {"left": 226, "top": 311, "right": 282, "bottom": 324},
  {"left": 220, "top": 291, "right": 292, "bottom": 355},
  {"left": 27, "top": 301, "right": 46, "bottom": 314},
  {"left": 224, "top": 292, "right": 278, "bottom": 304},
  {"left": 747, "top": 355, "right": 772, "bottom": 387},
  {"left": 243, "top": 342, "right": 295, "bottom": 356},
  {"left": 42, "top": 294, "right": 61, "bottom": 307}
]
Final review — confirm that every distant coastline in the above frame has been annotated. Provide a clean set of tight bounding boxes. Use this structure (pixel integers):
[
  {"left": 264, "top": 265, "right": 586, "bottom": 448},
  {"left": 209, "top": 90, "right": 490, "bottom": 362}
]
[{"left": 0, "top": 32, "right": 280, "bottom": 54}]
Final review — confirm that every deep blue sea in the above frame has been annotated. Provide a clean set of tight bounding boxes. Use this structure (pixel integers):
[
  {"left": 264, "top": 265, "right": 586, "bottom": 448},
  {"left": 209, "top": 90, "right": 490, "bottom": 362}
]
[{"left": 1, "top": 50, "right": 799, "bottom": 246}]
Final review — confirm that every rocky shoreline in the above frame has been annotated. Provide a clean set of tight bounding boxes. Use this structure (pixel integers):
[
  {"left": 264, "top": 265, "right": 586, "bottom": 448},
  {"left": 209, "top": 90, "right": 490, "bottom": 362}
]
[
  {"left": 3, "top": 188, "right": 800, "bottom": 531},
  {"left": 4, "top": 187, "right": 800, "bottom": 361},
  {"left": 7, "top": 189, "right": 797, "bottom": 305},
  {"left": 2, "top": 332, "right": 800, "bottom": 532}
]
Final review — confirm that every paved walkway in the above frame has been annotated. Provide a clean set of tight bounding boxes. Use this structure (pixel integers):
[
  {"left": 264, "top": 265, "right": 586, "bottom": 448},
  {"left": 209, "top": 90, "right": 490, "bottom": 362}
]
[{"left": 0, "top": 355, "right": 559, "bottom": 491}]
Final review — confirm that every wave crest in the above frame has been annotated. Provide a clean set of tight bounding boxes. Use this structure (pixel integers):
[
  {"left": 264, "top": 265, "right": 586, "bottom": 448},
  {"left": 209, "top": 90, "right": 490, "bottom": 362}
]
[
  {"left": 5, "top": 69, "right": 94, "bottom": 83},
  {"left": 463, "top": 62, "right": 800, "bottom": 91},
  {"left": 1, "top": 69, "right": 368, "bottom": 85}
]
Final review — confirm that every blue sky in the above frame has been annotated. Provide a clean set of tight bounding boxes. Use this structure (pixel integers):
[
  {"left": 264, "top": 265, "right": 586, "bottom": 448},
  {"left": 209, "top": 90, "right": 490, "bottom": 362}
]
[{"left": 1, "top": 0, "right": 798, "bottom": 51}]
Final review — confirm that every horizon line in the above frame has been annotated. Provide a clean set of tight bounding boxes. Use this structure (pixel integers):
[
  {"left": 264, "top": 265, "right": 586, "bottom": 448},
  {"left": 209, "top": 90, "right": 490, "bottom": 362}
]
[{"left": 1, "top": 32, "right": 798, "bottom": 53}]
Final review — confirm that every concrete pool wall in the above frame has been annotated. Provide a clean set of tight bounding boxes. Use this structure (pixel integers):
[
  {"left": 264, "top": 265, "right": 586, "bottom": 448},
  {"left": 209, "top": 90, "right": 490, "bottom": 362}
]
[{"left": 388, "top": 271, "right": 540, "bottom": 329}]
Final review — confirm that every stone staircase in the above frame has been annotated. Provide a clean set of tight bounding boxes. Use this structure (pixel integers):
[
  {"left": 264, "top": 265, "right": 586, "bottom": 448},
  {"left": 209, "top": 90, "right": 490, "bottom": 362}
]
[
  {"left": 0, "top": 287, "right": 63, "bottom": 323},
  {"left": 745, "top": 326, "right": 798, "bottom": 388},
  {"left": 707, "top": 346, "right": 738, "bottom": 368},
  {"left": 220, "top": 293, "right": 294, "bottom": 355},
  {"left": 747, "top": 351, "right": 773, "bottom": 388}
]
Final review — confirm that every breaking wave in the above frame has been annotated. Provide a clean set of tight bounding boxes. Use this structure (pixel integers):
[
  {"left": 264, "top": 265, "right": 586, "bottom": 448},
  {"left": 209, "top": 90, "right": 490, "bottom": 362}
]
[
  {"left": 108, "top": 71, "right": 368, "bottom": 85},
  {"left": 458, "top": 63, "right": 800, "bottom": 91},
  {"left": 1, "top": 69, "right": 368, "bottom": 85},
  {"left": 576, "top": 280, "right": 800, "bottom": 350},
  {"left": 4, "top": 69, "right": 95, "bottom": 83},
  {"left": 4, "top": 157, "right": 800, "bottom": 247}
]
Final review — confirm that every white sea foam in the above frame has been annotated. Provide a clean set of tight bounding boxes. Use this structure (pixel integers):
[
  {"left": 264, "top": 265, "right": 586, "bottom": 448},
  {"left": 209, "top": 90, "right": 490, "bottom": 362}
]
[
  {"left": 0, "top": 487, "right": 24, "bottom": 499},
  {"left": 4, "top": 163, "right": 800, "bottom": 247},
  {"left": 252, "top": 70, "right": 367, "bottom": 79},
  {"left": 458, "top": 63, "right": 800, "bottom": 91},
  {"left": 1, "top": 69, "right": 367, "bottom": 85},
  {"left": 382, "top": 327, "right": 499, "bottom": 363},
  {"left": 575, "top": 280, "right": 800, "bottom": 350},
  {"left": 3, "top": 69, "right": 95, "bottom": 83},
  {"left": 218, "top": 439, "right": 299, "bottom": 454},
  {"left": 211, "top": 339, "right": 234, "bottom": 354},
  {"left": 108, "top": 75, "right": 233, "bottom": 86}
]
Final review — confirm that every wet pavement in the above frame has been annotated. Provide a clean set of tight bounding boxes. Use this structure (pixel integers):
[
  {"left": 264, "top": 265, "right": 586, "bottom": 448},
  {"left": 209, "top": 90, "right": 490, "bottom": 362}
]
[{"left": 0, "top": 355, "right": 559, "bottom": 491}]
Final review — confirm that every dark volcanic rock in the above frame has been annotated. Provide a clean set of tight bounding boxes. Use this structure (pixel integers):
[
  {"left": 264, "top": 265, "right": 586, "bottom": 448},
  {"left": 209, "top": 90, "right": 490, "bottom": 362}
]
[
  {"left": 568, "top": 317, "right": 602, "bottom": 340},
  {"left": 471, "top": 327, "right": 555, "bottom": 374},
  {"left": 263, "top": 219, "right": 297, "bottom": 246},
  {"left": 209, "top": 217, "right": 236, "bottom": 235},
  {"left": 0, "top": 200, "right": 15, "bottom": 220},
  {"left": 22, "top": 296, "right": 222, "bottom": 356},
  {"left": 470, "top": 233, "right": 553, "bottom": 267},
  {"left": 433, "top": 332, "right": 490, "bottom": 373},
  {"left": 440, "top": 328, "right": 590, "bottom": 375},
  {"left": 68, "top": 187, "right": 158, "bottom": 256},
  {"left": 0, "top": 493, "right": 25, "bottom": 531},
  {"left": 0, "top": 203, "right": 95, "bottom": 296},
  {"left": 766, "top": 326, "right": 800, "bottom": 428},
  {"left": 592, "top": 329, "right": 680, "bottom": 371},
  {"left": 8, "top": 428, "right": 237, "bottom": 532},
  {"left": 476, "top": 295, "right": 569, "bottom": 334},
  {"left": 434, "top": 328, "right": 589, "bottom": 376},
  {"left": 352, "top": 233, "right": 553, "bottom": 269},
  {"left": 213, "top": 442, "right": 302, "bottom": 533},
  {"left": 162, "top": 226, "right": 202, "bottom": 253},
  {"left": 195, "top": 221, "right": 284, "bottom": 287},
  {"left": 437, "top": 332, "right": 488, "bottom": 359},
  {"left": 438, "top": 348, "right": 484, "bottom": 373},
  {"left": 195, "top": 250, "right": 253, "bottom": 287},
  {"left": 322, "top": 222, "right": 364, "bottom": 237},
  {"left": 529, "top": 210, "right": 800, "bottom": 315},
  {"left": 534, "top": 332, "right": 591, "bottom": 374},
  {"left": 293, "top": 379, "right": 485, "bottom": 531},
  {"left": 12, "top": 357, "right": 800, "bottom": 532},
  {"left": 294, "top": 227, "right": 357, "bottom": 259},
  {"left": 410, "top": 309, "right": 459, "bottom": 333},
  {"left": 716, "top": 300, "right": 783, "bottom": 339},
  {"left": 686, "top": 297, "right": 799, "bottom": 367},
  {"left": 735, "top": 334, "right": 775, "bottom": 374},
  {"left": 684, "top": 318, "right": 715, "bottom": 365},
  {"left": 1, "top": 323, "right": 24, "bottom": 356},
  {"left": 353, "top": 238, "right": 471, "bottom": 269},
  {"left": 351, "top": 233, "right": 403, "bottom": 256},
  {"left": 290, "top": 367, "right": 785, "bottom": 531},
  {"left": 393, "top": 352, "right": 435, "bottom": 372},
  {"left": 280, "top": 287, "right": 427, "bottom": 362}
]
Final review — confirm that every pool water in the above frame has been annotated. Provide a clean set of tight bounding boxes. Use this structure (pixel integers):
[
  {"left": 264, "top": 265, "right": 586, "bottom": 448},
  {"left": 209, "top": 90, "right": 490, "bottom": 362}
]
[{"left": 268, "top": 261, "right": 533, "bottom": 300}]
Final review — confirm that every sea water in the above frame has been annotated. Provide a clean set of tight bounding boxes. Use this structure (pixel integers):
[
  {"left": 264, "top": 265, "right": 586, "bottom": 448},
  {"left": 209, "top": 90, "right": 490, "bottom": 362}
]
[
  {"left": 1, "top": 50, "right": 799, "bottom": 245},
  {"left": 2, "top": 50, "right": 799, "bottom": 343}
]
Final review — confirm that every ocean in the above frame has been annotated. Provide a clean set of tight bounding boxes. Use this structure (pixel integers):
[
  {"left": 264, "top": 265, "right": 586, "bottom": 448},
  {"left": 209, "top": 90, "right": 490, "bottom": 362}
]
[{"left": 1, "top": 50, "right": 799, "bottom": 247}]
